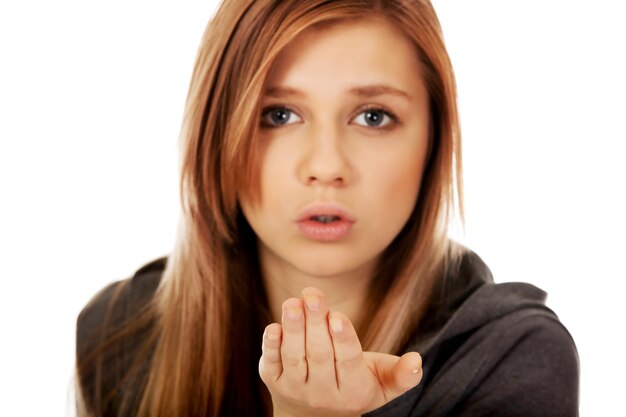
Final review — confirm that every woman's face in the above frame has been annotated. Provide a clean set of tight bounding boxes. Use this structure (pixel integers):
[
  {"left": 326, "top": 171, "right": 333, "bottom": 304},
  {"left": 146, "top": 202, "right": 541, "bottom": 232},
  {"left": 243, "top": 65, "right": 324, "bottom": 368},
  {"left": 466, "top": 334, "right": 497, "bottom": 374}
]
[{"left": 240, "top": 18, "right": 431, "bottom": 280}]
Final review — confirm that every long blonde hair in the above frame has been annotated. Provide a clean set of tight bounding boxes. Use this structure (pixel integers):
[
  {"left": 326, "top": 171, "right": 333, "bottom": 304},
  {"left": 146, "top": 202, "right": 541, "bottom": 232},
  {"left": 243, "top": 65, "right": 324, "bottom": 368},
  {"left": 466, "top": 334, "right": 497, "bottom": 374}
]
[{"left": 77, "top": 0, "right": 467, "bottom": 416}]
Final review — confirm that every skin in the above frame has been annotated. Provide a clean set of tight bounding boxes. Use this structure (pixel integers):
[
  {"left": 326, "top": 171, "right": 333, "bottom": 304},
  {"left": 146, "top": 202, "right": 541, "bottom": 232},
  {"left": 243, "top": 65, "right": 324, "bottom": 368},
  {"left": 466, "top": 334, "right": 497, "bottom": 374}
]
[{"left": 239, "top": 17, "right": 431, "bottom": 416}]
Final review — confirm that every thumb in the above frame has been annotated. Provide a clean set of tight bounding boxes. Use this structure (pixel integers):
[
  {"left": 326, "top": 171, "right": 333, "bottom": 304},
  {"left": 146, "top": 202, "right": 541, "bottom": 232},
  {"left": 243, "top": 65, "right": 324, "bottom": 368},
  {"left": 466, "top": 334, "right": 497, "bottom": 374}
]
[{"left": 364, "top": 351, "right": 423, "bottom": 399}]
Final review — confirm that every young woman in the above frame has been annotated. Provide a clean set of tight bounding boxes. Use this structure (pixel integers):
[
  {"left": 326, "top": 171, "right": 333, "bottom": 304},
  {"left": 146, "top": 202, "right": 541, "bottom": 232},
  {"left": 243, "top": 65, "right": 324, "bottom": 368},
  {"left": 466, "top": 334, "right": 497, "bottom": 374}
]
[{"left": 75, "top": 1, "right": 579, "bottom": 416}]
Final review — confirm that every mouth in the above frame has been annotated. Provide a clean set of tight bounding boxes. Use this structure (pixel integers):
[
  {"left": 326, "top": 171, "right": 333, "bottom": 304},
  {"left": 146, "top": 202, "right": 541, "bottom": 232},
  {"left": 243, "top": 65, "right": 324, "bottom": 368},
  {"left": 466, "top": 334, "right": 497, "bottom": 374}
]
[
  {"left": 296, "top": 203, "right": 356, "bottom": 224},
  {"left": 295, "top": 203, "right": 356, "bottom": 242},
  {"left": 309, "top": 215, "right": 342, "bottom": 224}
]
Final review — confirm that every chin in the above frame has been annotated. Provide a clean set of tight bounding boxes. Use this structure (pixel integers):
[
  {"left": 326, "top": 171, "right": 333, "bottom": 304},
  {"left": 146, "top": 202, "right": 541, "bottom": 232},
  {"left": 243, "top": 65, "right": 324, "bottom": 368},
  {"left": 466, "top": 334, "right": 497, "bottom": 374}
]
[
  {"left": 290, "top": 251, "right": 375, "bottom": 279},
  {"left": 296, "top": 263, "right": 350, "bottom": 278}
]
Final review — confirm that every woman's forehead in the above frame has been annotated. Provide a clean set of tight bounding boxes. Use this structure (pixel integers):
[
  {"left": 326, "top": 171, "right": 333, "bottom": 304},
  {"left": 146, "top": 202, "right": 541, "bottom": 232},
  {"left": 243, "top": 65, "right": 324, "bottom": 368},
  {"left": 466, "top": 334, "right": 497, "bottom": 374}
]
[{"left": 264, "top": 18, "right": 425, "bottom": 98}]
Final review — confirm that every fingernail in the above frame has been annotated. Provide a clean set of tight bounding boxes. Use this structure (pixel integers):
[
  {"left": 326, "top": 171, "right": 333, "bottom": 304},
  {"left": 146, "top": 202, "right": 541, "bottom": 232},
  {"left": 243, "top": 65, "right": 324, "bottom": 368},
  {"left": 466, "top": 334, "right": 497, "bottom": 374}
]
[
  {"left": 267, "top": 329, "right": 280, "bottom": 341},
  {"left": 410, "top": 354, "right": 422, "bottom": 374},
  {"left": 286, "top": 306, "right": 302, "bottom": 320},
  {"left": 330, "top": 316, "right": 343, "bottom": 333},
  {"left": 304, "top": 295, "right": 321, "bottom": 311}
]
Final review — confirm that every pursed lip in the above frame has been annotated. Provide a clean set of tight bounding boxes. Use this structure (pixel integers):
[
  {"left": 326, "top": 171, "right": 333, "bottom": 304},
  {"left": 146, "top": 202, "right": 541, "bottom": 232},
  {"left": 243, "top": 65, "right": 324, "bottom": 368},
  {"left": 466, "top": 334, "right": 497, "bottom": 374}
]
[{"left": 296, "top": 203, "right": 357, "bottom": 223}]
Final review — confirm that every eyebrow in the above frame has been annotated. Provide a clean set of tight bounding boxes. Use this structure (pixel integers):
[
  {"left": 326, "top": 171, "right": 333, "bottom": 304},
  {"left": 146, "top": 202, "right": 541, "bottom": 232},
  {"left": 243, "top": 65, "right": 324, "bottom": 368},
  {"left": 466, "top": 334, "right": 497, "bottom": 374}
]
[{"left": 264, "top": 84, "right": 413, "bottom": 101}]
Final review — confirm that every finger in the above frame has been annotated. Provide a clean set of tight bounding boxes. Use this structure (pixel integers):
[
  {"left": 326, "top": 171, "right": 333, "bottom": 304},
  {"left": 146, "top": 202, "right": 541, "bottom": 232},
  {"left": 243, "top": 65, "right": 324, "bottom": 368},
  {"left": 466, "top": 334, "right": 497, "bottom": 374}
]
[
  {"left": 280, "top": 297, "right": 307, "bottom": 384},
  {"left": 301, "top": 287, "right": 336, "bottom": 386},
  {"left": 395, "top": 352, "right": 423, "bottom": 389},
  {"left": 364, "top": 351, "right": 423, "bottom": 397},
  {"left": 328, "top": 311, "right": 367, "bottom": 390},
  {"left": 259, "top": 323, "right": 283, "bottom": 384}
]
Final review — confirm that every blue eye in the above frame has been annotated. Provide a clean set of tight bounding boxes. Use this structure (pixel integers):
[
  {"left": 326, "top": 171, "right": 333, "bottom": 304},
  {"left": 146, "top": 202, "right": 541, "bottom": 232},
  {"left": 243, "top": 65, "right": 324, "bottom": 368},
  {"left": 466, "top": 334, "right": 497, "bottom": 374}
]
[
  {"left": 354, "top": 108, "right": 396, "bottom": 129},
  {"left": 261, "top": 107, "right": 301, "bottom": 127}
]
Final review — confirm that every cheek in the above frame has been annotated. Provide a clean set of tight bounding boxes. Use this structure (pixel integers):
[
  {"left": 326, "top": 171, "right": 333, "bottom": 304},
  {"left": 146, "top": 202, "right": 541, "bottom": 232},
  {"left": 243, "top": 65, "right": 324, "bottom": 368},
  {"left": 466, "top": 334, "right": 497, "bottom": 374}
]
[
  {"left": 257, "top": 142, "right": 294, "bottom": 212},
  {"left": 365, "top": 147, "right": 426, "bottom": 226},
  {"left": 239, "top": 141, "right": 284, "bottom": 233},
  {"left": 384, "top": 164, "right": 422, "bottom": 213}
]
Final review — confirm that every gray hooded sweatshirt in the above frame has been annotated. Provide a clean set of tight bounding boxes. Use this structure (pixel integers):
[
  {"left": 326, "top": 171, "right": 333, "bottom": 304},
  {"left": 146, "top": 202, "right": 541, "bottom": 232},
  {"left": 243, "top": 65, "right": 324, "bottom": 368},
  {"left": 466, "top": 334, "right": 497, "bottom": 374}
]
[{"left": 76, "top": 250, "right": 579, "bottom": 416}]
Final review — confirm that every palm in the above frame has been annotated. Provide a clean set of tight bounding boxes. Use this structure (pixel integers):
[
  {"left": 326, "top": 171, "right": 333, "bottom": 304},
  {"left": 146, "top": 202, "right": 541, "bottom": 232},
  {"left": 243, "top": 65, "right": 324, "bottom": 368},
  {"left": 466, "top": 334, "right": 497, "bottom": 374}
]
[{"left": 258, "top": 287, "right": 422, "bottom": 417}]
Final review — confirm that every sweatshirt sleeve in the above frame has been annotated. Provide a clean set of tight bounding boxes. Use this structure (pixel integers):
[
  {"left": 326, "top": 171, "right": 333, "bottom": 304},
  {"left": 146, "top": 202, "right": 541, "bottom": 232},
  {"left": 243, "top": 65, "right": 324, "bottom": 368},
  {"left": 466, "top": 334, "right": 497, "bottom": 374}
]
[{"left": 452, "top": 314, "right": 580, "bottom": 417}]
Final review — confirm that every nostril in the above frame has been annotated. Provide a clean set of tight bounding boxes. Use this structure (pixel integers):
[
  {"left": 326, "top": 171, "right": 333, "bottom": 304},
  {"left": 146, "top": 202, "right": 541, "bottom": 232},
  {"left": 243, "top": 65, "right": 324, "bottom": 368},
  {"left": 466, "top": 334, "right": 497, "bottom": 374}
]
[{"left": 307, "top": 176, "right": 344, "bottom": 186}]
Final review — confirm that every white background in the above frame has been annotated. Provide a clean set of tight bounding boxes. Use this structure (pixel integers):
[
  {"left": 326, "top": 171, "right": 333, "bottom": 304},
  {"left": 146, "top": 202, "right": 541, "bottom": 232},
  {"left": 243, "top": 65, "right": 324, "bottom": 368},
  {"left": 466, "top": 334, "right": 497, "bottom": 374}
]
[{"left": 1, "top": 1, "right": 624, "bottom": 415}]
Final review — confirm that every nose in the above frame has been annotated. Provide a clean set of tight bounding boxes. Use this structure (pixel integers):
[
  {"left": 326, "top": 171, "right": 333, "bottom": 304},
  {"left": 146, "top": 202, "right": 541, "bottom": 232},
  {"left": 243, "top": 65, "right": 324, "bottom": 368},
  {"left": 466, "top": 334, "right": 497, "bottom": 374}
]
[{"left": 297, "top": 125, "right": 353, "bottom": 187}]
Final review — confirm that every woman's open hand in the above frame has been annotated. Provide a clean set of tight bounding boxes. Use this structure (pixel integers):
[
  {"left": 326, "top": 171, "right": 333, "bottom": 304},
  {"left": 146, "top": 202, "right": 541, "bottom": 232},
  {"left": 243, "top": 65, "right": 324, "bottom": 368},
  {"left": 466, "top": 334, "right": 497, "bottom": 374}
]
[{"left": 258, "top": 287, "right": 423, "bottom": 417}]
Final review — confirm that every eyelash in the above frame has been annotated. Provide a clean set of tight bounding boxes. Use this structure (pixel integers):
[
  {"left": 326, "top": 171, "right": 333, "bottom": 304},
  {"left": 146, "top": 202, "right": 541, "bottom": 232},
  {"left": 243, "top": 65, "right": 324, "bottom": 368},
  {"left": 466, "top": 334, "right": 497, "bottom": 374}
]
[
  {"left": 260, "top": 105, "right": 298, "bottom": 128},
  {"left": 357, "top": 106, "right": 400, "bottom": 131},
  {"left": 260, "top": 104, "right": 400, "bottom": 132}
]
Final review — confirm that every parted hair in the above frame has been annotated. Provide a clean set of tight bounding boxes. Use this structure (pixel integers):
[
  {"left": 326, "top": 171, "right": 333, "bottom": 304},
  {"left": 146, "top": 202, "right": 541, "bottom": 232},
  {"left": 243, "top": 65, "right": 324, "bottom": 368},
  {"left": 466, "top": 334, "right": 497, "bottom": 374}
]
[{"left": 75, "top": 0, "right": 467, "bottom": 416}]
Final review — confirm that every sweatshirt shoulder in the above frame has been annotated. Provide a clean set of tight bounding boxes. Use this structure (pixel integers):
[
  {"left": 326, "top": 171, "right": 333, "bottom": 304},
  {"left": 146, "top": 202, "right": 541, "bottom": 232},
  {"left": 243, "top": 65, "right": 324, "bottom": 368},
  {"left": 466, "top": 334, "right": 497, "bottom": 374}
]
[
  {"left": 418, "top": 284, "right": 579, "bottom": 417},
  {"left": 453, "top": 312, "right": 580, "bottom": 416},
  {"left": 76, "top": 256, "right": 166, "bottom": 348},
  {"left": 366, "top": 301, "right": 579, "bottom": 417},
  {"left": 75, "top": 257, "right": 166, "bottom": 415}
]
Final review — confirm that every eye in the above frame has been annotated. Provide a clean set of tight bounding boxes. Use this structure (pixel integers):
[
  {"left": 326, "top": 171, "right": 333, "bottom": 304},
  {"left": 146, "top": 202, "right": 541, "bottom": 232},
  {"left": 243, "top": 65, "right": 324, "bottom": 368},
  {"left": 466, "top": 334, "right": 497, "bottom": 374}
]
[
  {"left": 353, "top": 107, "right": 398, "bottom": 130},
  {"left": 260, "top": 106, "right": 302, "bottom": 127}
]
